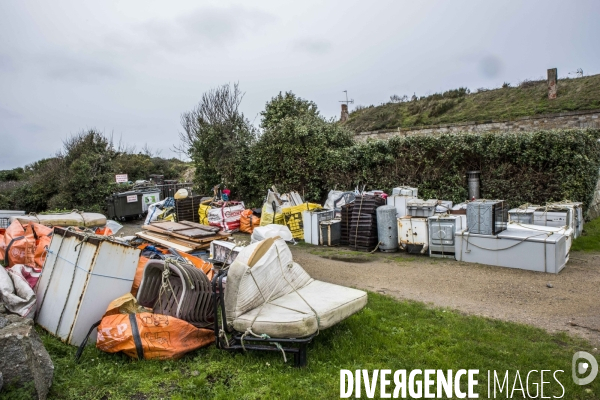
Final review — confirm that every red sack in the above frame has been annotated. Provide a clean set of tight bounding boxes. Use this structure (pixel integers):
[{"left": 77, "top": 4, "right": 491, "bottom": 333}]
[{"left": 207, "top": 202, "right": 245, "bottom": 232}]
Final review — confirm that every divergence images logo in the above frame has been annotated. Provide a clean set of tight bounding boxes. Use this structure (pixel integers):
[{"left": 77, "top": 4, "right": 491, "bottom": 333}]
[{"left": 572, "top": 351, "right": 598, "bottom": 385}]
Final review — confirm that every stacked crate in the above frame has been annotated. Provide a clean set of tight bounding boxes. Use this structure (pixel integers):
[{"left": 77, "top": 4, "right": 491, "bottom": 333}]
[
  {"left": 348, "top": 195, "right": 386, "bottom": 251},
  {"left": 340, "top": 203, "right": 355, "bottom": 245},
  {"left": 175, "top": 195, "right": 204, "bottom": 223}
]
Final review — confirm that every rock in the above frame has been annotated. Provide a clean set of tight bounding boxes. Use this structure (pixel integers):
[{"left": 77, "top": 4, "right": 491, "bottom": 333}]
[
  {"left": 0, "top": 371, "right": 3, "bottom": 391},
  {"left": 0, "top": 317, "right": 54, "bottom": 399},
  {"left": 546, "top": 283, "right": 554, "bottom": 288},
  {"left": 0, "top": 315, "right": 8, "bottom": 329},
  {"left": 0, "top": 302, "right": 7, "bottom": 315}
]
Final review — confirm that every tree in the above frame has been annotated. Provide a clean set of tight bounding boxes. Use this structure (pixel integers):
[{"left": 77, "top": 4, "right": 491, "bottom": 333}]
[
  {"left": 179, "top": 83, "right": 257, "bottom": 197},
  {"left": 260, "top": 91, "right": 319, "bottom": 131},
  {"left": 248, "top": 93, "right": 354, "bottom": 204}
]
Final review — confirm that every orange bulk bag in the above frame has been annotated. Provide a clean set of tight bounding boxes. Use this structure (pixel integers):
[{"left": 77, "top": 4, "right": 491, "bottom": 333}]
[
  {"left": 240, "top": 209, "right": 260, "bottom": 234},
  {"left": 96, "top": 312, "right": 214, "bottom": 360},
  {"left": 30, "top": 222, "right": 53, "bottom": 269},
  {"left": 0, "top": 221, "right": 52, "bottom": 269}
]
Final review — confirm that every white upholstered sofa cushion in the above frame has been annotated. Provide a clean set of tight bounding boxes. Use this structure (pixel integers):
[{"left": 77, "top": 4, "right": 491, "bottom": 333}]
[
  {"left": 224, "top": 237, "right": 368, "bottom": 338},
  {"left": 232, "top": 280, "right": 368, "bottom": 338}
]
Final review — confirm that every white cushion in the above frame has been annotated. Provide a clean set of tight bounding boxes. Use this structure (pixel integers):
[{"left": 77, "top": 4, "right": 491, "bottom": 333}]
[
  {"left": 233, "top": 280, "right": 368, "bottom": 338},
  {"left": 225, "top": 238, "right": 312, "bottom": 324}
]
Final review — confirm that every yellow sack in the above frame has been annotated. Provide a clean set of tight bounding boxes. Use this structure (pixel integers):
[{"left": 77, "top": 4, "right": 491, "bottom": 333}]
[
  {"left": 198, "top": 202, "right": 212, "bottom": 225},
  {"left": 282, "top": 203, "right": 321, "bottom": 239},
  {"left": 260, "top": 202, "right": 285, "bottom": 226}
]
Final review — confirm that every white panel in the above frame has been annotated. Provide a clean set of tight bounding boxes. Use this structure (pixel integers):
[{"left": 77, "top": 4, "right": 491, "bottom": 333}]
[{"left": 36, "top": 230, "right": 140, "bottom": 346}]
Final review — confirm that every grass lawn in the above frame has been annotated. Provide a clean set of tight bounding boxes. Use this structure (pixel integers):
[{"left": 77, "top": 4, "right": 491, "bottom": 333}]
[
  {"left": 3, "top": 293, "right": 598, "bottom": 399},
  {"left": 572, "top": 217, "right": 600, "bottom": 252}
]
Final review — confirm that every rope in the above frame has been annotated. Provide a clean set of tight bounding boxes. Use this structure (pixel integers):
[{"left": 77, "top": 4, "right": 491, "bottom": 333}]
[
  {"left": 370, "top": 242, "right": 381, "bottom": 254},
  {"left": 353, "top": 196, "right": 365, "bottom": 248},
  {"left": 43, "top": 250, "right": 135, "bottom": 281},
  {"left": 157, "top": 261, "right": 181, "bottom": 315},
  {"left": 274, "top": 245, "right": 321, "bottom": 334},
  {"left": 240, "top": 241, "right": 322, "bottom": 363},
  {"left": 463, "top": 230, "right": 552, "bottom": 252}
]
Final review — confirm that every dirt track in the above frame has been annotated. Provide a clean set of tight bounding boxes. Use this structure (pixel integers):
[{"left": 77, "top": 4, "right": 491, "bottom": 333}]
[{"left": 291, "top": 245, "right": 600, "bottom": 346}]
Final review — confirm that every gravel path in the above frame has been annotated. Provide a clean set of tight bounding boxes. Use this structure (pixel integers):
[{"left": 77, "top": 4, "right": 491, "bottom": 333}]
[{"left": 291, "top": 246, "right": 600, "bottom": 345}]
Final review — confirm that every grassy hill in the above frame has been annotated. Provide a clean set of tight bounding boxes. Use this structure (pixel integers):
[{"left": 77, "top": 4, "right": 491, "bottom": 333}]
[{"left": 345, "top": 74, "right": 600, "bottom": 132}]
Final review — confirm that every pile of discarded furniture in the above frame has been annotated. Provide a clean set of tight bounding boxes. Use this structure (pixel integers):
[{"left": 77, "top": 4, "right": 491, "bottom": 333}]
[{"left": 0, "top": 183, "right": 369, "bottom": 378}]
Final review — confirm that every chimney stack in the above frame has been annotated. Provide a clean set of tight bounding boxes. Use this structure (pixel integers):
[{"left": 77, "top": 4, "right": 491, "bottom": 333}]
[
  {"left": 548, "top": 68, "right": 557, "bottom": 100},
  {"left": 340, "top": 104, "right": 349, "bottom": 122}
]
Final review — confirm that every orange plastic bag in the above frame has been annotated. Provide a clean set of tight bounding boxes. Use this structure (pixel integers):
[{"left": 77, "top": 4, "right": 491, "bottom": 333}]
[
  {"left": 240, "top": 209, "right": 260, "bottom": 234},
  {"left": 95, "top": 227, "right": 113, "bottom": 236},
  {"left": 95, "top": 294, "right": 214, "bottom": 360},
  {"left": 131, "top": 256, "right": 150, "bottom": 297},
  {"left": 0, "top": 221, "right": 52, "bottom": 269}
]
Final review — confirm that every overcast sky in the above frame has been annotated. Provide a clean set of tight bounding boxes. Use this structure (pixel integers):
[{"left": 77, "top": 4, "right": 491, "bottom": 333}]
[{"left": 1, "top": 0, "right": 599, "bottom": 169}]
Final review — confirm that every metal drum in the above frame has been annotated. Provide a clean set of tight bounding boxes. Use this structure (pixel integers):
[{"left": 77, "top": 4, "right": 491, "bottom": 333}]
[
  {"left": 467, "top": 170, "right": 481, "bottom": 199},
  {"left": 376, "top": 205, "right": 398, "bottom": 252}
]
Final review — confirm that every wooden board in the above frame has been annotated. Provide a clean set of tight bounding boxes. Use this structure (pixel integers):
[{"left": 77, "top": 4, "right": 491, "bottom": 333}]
[
  {"left": 178, "top": 220, "right": 220, "bottom": 232},
  {"left": 150, "top": 221, "right": 192, "bottom": 231},
  {"left": 142, "top": 231, "right": 210, "bottom": 249},
  {"left": 142, "top": 225, "right": 217, "bottom": 241},
  {"left": 135, "top": 231, "right": 195, "bottom": 252},
  {"left": 175, "top": 228, "right": 215, "bottom": 238}
]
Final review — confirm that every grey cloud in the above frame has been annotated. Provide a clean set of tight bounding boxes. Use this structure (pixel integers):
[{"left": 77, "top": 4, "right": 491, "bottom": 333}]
[
  {"left": 0, "top": 54, "right": 14, "bottom": 71},
  {"left": 293, "top": 39, "right": 333, "bottom": 55},
  {"left": 141, "top": 6, "right": 275, "bottom": 51},
  {"left": 22, "top": 123, "right": 45, "bottom": 133},
  {"left": 479, "top": 55, "right": 503, "bottom": 78},
  {"left": 0, "top": 106, "right": 19, "bottom": 120},
  {"left": 41, "top": 55, "right": 122, "bottom": 83}
]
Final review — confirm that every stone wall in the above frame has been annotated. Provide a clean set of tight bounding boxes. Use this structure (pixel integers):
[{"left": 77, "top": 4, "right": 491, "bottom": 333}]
[{"left": 355, "top": 109, "right": 600, "bottom": 141}]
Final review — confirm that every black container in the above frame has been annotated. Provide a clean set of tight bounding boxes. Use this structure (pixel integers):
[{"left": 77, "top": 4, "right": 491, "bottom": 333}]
[{"left": 106, "top": 191, "right": 144, "bottom": 221}]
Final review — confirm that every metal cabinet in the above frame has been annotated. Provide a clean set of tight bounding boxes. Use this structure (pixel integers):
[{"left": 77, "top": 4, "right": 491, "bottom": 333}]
[{"left": 428, "top": 215, "right": 465, "bottom": 258}]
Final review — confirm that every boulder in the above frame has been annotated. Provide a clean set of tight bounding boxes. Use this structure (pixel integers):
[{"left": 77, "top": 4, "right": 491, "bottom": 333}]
[{"left": 0, "top": 316, "right": 54, "bottom": 399}]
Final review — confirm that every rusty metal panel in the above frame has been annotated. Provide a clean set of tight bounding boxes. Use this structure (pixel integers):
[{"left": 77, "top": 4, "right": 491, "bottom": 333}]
[
  {"left": 35, "top": 228, "right": 141, "bottom": 346},
  {"left": 398, "top": 216, "right": 428, "bottom": 246}
]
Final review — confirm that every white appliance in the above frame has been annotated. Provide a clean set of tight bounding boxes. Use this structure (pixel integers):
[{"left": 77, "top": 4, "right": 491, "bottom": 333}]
[
  {"left": 398, "top": 216, "right": 429, "bottom": 254},
  {"left": 508, "top": 208, "right": 535, "bottom": 224},
  {"left": 392, "top": 187, "right": 418, "bottom": 197},
  {"left": 454, "top": 229, "right": 569, "bottom": 274},
  {"left": 0, "top": 210, "right": 25, "bottom": 228},
  {"left": 36, "top": 228, "right": 141, "bottom": 346},
  {"left": 407, "top": 199, "right": 437, "bottom": 217},
  {"left": 428, "top": 215, "right": 466, "bottom": 258},
  {"left": 386, "top": 195, "right": 417, "bottom": 218},
  {"left": 540, "top": 202, "right": 583, "bottom": 239},
  {"left": 435, "top": 200, "right": 453, "bottom": 214},
  {"left": 302, "top": 210, "right": 335, "bottom": 245},
  {"left": 506, "top": 221, "right": 573, "bottom": 254},
  {"left": 533, "top": 209, "right": 571, "bottom": 230}
]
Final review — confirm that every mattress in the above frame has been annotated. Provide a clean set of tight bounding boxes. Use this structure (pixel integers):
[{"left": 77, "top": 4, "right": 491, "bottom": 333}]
[{"left": 233, "top": 280, "right": 367, "bottom": 338}]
